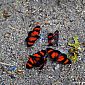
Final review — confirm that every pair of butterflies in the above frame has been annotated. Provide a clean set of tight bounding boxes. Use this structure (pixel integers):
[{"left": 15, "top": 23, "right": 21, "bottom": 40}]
[
  {"left": 25, "top": 26, "right": 59, "bottom": 47},
  {"left": 25, "top": 26, "right": 71, "bottom": 69},
  {"left": 26, "top": 48, "right": 71, "bottom": 70}
]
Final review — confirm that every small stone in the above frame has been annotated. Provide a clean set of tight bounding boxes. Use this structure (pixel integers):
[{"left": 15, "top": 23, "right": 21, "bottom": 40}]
[
  {"left": 4, "top": 32, "right": 11, "bottom": 38},
  {"left": 8, "top": 66, "right": 17, "bottom": 71},
  {"left": 16, "top": 70, "right": 24, "bottom": 74},
  {"left": 82, "top": 57, "right": 85, "bottom": 63},
  {"left": 55, "top": 64, "right": 60, "bottom": 70},
  {"left": 2, "top": 9, "right": 11, "bottom": 19}
]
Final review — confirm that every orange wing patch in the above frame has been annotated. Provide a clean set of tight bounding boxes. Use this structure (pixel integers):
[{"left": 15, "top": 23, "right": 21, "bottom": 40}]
[
  {"left": 57, "top": 55, "right": 65, "bottom": 61},
  {"left": 29, "top": 58, "right": 34, "bottom": 64},
  {"left": 29, "top": 37, "right": 37, "bottom": 41},
  {"left": 31, "top": 31, "right": 39, "bottom": 36},
  {"left": 26, "top": 63, "right": 32, "bottom": 68},
  {"left": 40, "top": 51, "right": 45, "bottom": 56},
  {"left": 64, "top": 59, "right": 71, "bottom": 64},
  {"left": 27, "top": 42, "right": 34, "bottom": 45},
  {"left": 33, "top": 53, "right": 41, "bottom": 57},
  {"left": 64, "top": 59, "right": 69, "bottom": 64},
  {"left": 51, "top": 52, "right": 59, "bottom": 59},
  {"left": 39, "top": 50, "right": 46, "bottom": 56},
  {"left": 47, "top": 48, "right": 54, "bottom": 53},
  {"left": 33, "top": 27, "right": 41, "bottom": 31}
]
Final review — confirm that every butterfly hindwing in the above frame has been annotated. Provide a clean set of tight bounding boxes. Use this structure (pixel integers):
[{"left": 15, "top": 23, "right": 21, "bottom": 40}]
[{"left": 57, "top": 53, "right": 71, "bottom": 64}]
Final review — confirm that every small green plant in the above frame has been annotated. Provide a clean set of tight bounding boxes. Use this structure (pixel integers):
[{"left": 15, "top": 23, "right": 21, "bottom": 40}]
[
  {"left": 68, "top": 35, "right": 80, "bottom": 50},
  {"left": 68, "top": 35, "right": 81, "bottom": 63}
]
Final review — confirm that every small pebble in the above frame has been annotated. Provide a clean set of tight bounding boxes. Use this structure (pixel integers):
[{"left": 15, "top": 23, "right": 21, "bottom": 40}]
[
  {"left": 4, "top": 32, "right": 11, "bottom": 38},
  {"left": 8, "top": 66, "right": 17, "bottom": 71}
]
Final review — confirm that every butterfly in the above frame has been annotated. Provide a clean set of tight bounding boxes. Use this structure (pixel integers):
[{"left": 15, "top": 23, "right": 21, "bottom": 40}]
[
  {"left": 47, "top": 48, "right": 71, "bottom": 64},
  {"left": 48, "top": 30, "right": 59, "bottom": 46},
  {"left": 26, "top": 50, "right": 47, "bottom": 69},
  {"left": 25, "top": 26, "right": 41, "bottom": 47}
]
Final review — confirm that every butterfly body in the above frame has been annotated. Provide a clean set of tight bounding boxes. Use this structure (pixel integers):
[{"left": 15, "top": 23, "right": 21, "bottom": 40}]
[
  {"left": 26, "top": 50, "right": 47, "bottom": 69},
  {"left": 47, "top": 48, "right": 71, "bottom": 64},
  {"left": 25, "top": 26, "right": 41, "bottom": 47},
  {"left": 48, "top": 30, "right": 59, "bottom": 46}
]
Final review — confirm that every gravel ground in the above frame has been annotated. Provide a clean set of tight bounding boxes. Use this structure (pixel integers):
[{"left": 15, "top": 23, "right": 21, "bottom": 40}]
[{"left": 0, "top": 0, "right": 85, "bottom": 85}]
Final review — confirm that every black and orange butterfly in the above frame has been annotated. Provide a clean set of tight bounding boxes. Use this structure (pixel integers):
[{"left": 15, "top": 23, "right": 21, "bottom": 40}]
[
  {"left": 48, "top": 30, "right": 59, "bottom": 46},
  {"left": 25, "top": 26, "right": 41, "bottom": 47},
  {"left": 26, "top": 50, "right": 47, "bottom": 69},
  {"left": 48, "top": 33, "right": 54, "bottom": 46},
  {"left": 47, "top": 48, "right": 71, "bottom": 64}
]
